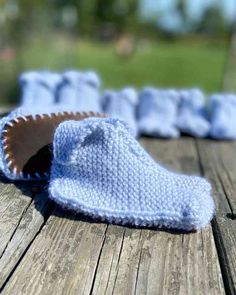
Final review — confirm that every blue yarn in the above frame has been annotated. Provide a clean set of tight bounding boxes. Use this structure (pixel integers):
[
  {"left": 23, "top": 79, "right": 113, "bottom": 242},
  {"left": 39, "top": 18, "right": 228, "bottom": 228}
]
[
  {"left": 0, "top": 108, "right": 27, "bottom": 180},
  {"left": 19, "top": 71, "right": 62, "bottom": 107},
  {"left": 0, "top": 105, "right": 81, "bottom": 180},
  {"left": 175, "top": 89, "right": 210, "bottom": 137},
  {"left": 57, "top": 70, "right": 101, "bottom": 112},
  {"left": 49, "top": 117, "right": 214, "bottom": 231},
  {"left": 101, "top": 87, "right": 138, "bottom": 137},
  {"left": 138, "top": 87, "right": 180, "bottom": 138},
  {"left": 210, "top": 93, "right": 236, "bottom": 140}
]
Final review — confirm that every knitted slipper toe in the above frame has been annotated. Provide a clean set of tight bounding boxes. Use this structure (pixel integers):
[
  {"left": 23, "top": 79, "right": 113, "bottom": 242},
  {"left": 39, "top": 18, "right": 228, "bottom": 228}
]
[
  {"left": 0, "top": 110, "right": 104, "bottom": 180},
  {"left": 49, "top": 117, "right": 214, "bottom": 231}
]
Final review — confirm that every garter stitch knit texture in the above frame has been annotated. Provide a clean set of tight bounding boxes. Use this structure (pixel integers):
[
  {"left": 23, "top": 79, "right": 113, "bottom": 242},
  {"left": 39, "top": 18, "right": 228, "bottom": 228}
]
[{"left": 49, "top": 117, "right": 214, "bottom": 231}]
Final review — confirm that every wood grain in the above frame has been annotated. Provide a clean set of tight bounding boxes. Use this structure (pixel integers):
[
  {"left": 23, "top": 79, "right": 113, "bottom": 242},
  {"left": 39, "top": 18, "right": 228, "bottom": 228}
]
[
  {"left": 0, "top": 180, "right": 52, "bottom": 288},
  {"left": 0, "top": 189, "right": 52, "bottom": 290},
  {"left": 1, "top": 138, "right": 226, "bottom": 294},
  {"left": 91, "top": 138, "right": 224, "bottom": 295},
  {"left": 197, "top": 139, "right": 236, "bottom": 295},
  {"left": 2, "top": 206, "right": 107, "bottom": 295},
  {"left": 0, "top": 182, "right": 32, "bottom": 257}
]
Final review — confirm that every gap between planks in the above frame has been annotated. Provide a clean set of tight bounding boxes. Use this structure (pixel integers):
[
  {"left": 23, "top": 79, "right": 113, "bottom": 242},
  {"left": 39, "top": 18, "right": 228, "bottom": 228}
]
[{"left": 196, "top": 139, "right": 236, "bottom": 295}]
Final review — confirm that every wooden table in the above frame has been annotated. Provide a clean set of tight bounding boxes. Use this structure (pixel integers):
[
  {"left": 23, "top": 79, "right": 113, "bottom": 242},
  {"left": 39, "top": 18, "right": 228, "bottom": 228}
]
[{"left": 0, "top": 137, "right": 235, "bottom": 295}]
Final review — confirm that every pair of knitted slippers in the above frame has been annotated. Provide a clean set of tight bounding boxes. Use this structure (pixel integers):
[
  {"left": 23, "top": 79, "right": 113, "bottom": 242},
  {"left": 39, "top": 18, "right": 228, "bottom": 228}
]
[
  {"left": 138, "top": 88, "right": 210, "bottom": 138},
  {"left": 20, "top": 70, "right": 236, "bottom": 140},
  {"left": 102, "top": 87, "right": 210, "bottom": 138},
  {"left": 0, "top": 109, "right": 214, "bottom": 231},
  {"left": 20, "top": 70, "right": 101, "bottom": 112},
  {"left": 104, "top": 87, "right": 236, "bottom": 140}
]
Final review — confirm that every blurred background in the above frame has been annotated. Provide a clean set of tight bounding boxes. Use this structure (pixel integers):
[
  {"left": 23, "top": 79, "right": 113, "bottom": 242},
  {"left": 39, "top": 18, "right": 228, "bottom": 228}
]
[{"left": 0, "top": 0, "right": 236, "bottom": 105}]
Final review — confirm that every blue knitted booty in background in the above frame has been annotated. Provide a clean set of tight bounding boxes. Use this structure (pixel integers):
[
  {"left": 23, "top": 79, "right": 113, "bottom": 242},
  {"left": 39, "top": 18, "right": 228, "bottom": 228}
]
[
  {"left": 49, "top": 117, "right": 214, "bottom": 231},
  {"left": 138, "top": 87, "right": 180, "bottom": 138},
  {"left": 210, "top": 94, "right": 236, "bottom": 140},
  {"left": 19, "top": 71, "right": 62, "bottom": 107},
  {"left": 101, "top": 87, "right": 138, "bottom": 136},
  {"left": 175, "top": 89, "right": 210, "bottom": 137},
  {"left": 57, "top": 70, "right": 101, "bottom": 112}
]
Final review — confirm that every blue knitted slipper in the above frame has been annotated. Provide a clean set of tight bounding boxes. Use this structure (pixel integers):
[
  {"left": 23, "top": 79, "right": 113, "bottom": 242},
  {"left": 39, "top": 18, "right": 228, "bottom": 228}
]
[
  {"left": 138, "top": 87, "right": 180, "bottom": 138},
  {"left": 210, "top": 93, "right": 236, "bottom": 140},
  {"left": 175, "top": 89, "right": 210, "bottom": 137},
  {"left": 49, "top": 117, "right": 214, "bottom": 231},
  {"left": 19, "top": 71, "right": 62, "bottom": 107},
  {"left": 101, "top": 88, "right": 138, "bottom": 136},
  {"left": 57, "top": 70, "right": 101, "bottom": 112},
  {"left": 0, "top": 108, "right": 104, "bottom": 180}
]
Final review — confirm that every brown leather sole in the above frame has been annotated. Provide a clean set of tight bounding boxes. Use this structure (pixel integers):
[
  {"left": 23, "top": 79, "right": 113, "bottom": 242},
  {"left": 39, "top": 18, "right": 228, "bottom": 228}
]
[{"left": 2, "top": 111, "right": 104, "bottom": 179}]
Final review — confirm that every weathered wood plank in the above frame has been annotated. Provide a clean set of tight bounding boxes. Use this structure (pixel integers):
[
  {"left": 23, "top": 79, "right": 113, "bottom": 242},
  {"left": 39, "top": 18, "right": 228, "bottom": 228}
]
[
  {"left": 0, "top": 189, "right": 52, "bottom": 290},
  {"left": 134, "top": 225, "right": 222, "bottom": 295},
  {"left": 0, "top": 181, "right": 52, "bottom": 260},
  {"left": 197, "top": 139, "right": 236, "bottom": 295},
  {"left": 0, "top": 181, "right": 32, "bottom": 257},
  {"left": 2, "top": 138, "right": 225, "bottom": 294},
  {"left": 2, "top": 206, "right": 108, "bottom": 295},
  {"left": 91, "top": 138, "right": 224, "bottom": 295},
  {"left": 90, "top": 225, "right": 126, "bottom": 294}
]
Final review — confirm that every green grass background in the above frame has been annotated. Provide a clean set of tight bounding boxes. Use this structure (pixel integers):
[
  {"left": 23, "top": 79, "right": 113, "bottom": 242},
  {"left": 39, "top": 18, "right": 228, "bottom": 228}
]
[{"left": 0, "top": 37, "right": 228, "bottom": 104}]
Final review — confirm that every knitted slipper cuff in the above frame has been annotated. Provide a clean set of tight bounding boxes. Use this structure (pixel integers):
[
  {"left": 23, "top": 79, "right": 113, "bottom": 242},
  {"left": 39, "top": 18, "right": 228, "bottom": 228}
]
[{"left": 0, "top": 109, "right": 105, "bottom": 180}]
